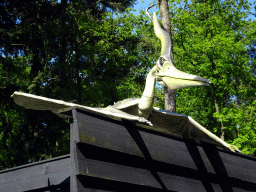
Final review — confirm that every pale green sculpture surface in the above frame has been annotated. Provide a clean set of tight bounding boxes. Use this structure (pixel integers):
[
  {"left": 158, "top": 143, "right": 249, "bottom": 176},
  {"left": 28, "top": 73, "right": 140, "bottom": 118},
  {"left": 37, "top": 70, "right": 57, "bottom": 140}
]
[{"left": 10, "top": 9, "right": 240, "bottom": 153}]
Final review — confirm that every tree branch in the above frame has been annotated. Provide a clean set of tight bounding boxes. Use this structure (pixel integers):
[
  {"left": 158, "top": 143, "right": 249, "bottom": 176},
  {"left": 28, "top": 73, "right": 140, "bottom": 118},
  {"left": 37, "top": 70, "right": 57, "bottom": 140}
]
[{"left": 145, "top": 2, "right": 157, "bottom": 22}]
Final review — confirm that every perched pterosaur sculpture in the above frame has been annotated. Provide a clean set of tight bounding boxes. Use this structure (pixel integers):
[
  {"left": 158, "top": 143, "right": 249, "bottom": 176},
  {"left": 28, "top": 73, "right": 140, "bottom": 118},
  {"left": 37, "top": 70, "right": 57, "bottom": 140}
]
[{"left": 11, "top": 6, "right": 240, "bottom": 152}]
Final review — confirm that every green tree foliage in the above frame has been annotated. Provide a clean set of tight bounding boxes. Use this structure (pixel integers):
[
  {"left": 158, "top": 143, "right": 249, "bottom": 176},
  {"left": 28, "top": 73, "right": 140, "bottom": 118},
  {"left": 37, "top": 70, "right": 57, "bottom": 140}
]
[
  {"left": 167, "top": 0, "right": 256, "bottom": 156},
  {"left": 0, "top": 0, "right": 137, "bottom": 170},
  {"left": 78, "top": 9, "right": 142, "bottom": 106}
]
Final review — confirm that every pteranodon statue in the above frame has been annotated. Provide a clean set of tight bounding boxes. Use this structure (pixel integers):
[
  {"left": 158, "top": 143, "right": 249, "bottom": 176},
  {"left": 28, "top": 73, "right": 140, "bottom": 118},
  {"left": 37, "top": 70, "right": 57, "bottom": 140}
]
[{"left": 11, "top": 6, "right": 240, "bottom": 152}]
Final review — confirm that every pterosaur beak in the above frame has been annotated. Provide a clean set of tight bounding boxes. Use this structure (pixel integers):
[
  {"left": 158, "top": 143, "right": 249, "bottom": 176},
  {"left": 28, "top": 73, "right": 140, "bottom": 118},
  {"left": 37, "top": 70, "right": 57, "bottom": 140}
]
[{"left": 156, "top": 62, "right": 211, "bottom": 90}]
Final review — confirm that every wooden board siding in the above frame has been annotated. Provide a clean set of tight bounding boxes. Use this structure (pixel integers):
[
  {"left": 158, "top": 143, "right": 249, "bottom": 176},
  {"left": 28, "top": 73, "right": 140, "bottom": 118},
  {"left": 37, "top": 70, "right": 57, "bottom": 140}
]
[
  {"left": 66, "top": 108, "right": 256, "bottom": 191},
  {"left": 0, "top": 154, "right": 70, "bottom": 192},
  {"left": 1, "top": 106, "right": 255, "bottom": 191}
]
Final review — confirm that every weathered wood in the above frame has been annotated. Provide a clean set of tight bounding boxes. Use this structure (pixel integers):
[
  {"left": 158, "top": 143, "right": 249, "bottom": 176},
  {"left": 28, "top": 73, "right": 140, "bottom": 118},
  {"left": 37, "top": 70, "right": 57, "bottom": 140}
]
[
  {"left": 71, "top": 142, "right": 256, "bottom": 191},
  {"left": 76, "top": 143, "right": 162, "bottom": 189},
  {"left": 76, "top": 175, "right": 174, "bottom": 192},
  {"left": 70, "top": 122, "right": 79, "bottom": 192},
  {"left": 1, "top": 106, "right": 256, "bottom": 191},
  {"left": 0, "top": 155, "right": 70, "bottom": 192},
  {"left": 66, "top": 107, "right": 256, "bottom": 191},
  {"left": 72, "top": 108, "right": 144, "bottom": 157}
]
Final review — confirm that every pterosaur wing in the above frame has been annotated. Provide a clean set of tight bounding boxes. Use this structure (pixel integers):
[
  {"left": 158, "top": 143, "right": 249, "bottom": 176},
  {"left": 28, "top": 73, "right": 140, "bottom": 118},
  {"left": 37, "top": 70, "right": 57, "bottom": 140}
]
[
  {"left": 11, "top": 91, "right": 75, "bottom": 118},
  {"left": 10, "top": 91, "right": 141, "bottom": 121},
  {"left": 10, "top": 92, "right": 238, "bottom": 151},
  {"left": 148, "top": 107, "right": 231, "bottom": 149}
]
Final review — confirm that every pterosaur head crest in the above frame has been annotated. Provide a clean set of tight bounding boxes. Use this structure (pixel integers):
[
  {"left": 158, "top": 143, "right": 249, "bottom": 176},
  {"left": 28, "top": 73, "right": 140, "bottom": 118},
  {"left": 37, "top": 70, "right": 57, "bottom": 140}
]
[{"left": 153, "top": 12, "right": 172, "bottom": 62}]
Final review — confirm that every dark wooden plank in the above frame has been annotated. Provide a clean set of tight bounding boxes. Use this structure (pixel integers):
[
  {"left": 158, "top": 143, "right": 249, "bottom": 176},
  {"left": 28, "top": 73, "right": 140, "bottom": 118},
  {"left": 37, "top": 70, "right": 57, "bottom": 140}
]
[
  {"left": 218, "top": 151, "right": 256, "bottom": 183},
  {"left": 76, "top": 146, "right": 162, "bottom": 189},
  {"left": 70, "top": 122, "right": 79, "bottom": 192},
  {"left": 25, "top": 182, "right": 70, "bottom": 192},
  {"left": 158, "top": 172, "right": 209, "bottom": 192},
  {"left": 0, "top": 154, "right": 70, "bottom": 174},
  {"left": 72, "top": 109, "right": 81, "bottom": 142},
  {"left": 0, "top": 155, "right": 70, "bottom": 192},
  {"left": 79, "top": 188, "right": 112, "bottom": 192},
  {"left": 75, "top": 109, "right": 144, "bottom": 157},
  {"left": 139, "top": 130, "right": 198, "bottom": 170},
  {"left": 76, "top": 175, "right": 175, "bottom": 192}
]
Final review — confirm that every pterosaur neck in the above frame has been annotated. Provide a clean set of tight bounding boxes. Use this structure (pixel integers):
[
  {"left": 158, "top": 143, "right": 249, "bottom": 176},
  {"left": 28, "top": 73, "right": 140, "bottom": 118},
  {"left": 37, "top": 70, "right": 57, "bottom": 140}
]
[
  {"left": 138, "top": 66, "right": 157, "bottom": 118},
  {"left": 142, "top": 66, "right": 157, "bottom": 98}
]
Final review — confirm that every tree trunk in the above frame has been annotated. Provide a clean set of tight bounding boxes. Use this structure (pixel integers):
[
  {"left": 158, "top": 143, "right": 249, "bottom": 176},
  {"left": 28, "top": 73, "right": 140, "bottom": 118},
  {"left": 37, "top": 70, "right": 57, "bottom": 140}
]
[
  {"left": 158, "top": 0, "right": 176, "bottom": 112},
  {"left": 58, "top": 0, "right": 68, "bottom": 86},
  {"left": 214, "top": 99, "right": 225, "bottom": 140}
]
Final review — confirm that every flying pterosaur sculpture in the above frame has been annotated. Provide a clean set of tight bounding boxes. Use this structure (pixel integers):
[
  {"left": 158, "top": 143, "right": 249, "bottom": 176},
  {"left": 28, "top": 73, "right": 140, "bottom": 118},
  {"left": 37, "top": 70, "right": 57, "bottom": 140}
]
[{"left": 11, "top": 6, "right": 240, "bottom": 152}]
